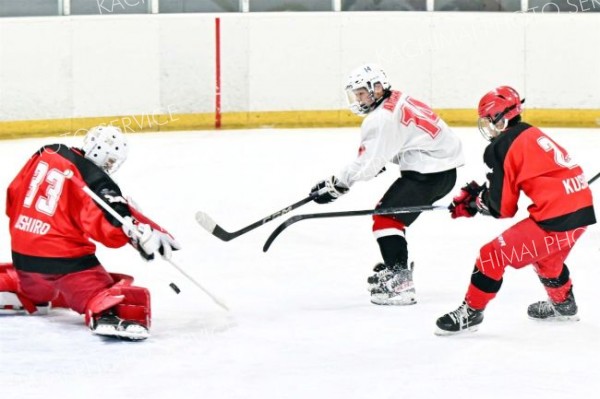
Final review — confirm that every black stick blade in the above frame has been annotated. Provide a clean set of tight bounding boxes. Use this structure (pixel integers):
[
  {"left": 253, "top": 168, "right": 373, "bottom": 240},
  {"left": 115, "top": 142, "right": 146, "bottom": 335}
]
[
  {"left": 196, "top": 196, "right": 315, "bottom": 243},
  {"left": 263, "top": 215, "right": 305, "bottom": 252}
]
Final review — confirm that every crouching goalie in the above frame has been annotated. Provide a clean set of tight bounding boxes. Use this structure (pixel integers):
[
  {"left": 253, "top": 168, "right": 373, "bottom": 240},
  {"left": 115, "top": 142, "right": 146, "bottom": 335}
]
[{"left": 0, "top": 126, "right": 180, "bottom": 340}]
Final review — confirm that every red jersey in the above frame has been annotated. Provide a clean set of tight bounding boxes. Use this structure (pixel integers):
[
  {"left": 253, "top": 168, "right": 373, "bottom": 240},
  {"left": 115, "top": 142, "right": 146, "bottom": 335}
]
[
  {"left": 482, "top": 122, "right": 596, "bottom": 231},
  {"left": 6, "top": 144, "right": 131, "bottom": 274}
]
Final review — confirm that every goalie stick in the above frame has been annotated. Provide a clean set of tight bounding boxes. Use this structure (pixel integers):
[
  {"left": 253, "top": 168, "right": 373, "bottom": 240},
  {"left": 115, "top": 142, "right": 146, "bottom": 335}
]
[
  {"left": 196, "top": 195, "right": 315, "bottom": 241},
  {"left": 63, "top": 170, "right": 230, "bottom": 311},
  {"left": 263, "top": 204, "right": 447, "bottom": 252}
]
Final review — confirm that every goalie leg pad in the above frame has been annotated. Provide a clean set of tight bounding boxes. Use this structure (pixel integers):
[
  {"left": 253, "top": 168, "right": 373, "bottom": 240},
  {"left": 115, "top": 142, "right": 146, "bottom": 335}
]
[
  {"left": 87, "top": 284, "right": 151, "bottom": 341},
  {"left": 54, "top": 266, "right": 115, "bottom": 314},
  {"left": 1, "top": 263, "right": 49, "bottom": 314},
  {"left": 85, "top": 287, "right": 126, "bottom": 326},
  {"left": 113, "top": 286, "right": 151, "bottom": 328},
  {"left": 0, "top": 263, "right": 19, "bottom": 292},
  {"left": 83, "top": 272, "right": 147, "bottom": 323}
]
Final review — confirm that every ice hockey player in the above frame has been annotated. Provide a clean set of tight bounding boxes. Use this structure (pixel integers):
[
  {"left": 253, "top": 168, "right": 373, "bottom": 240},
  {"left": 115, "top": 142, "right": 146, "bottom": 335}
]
[
  {"left": 0, "top": 125, "right": 180, "bottom": 340},
  {"left": 309, "top": 64, "right": 465, "bottom": 305},
  {"left": 436, "top": 86, "right": 596, "bottom": 335}
]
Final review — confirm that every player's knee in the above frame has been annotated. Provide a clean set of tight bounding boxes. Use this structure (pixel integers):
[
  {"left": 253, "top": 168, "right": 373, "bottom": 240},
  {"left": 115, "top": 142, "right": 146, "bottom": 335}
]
[
  {"left": 372, "top": 215, "right": 406, "bottom": 233},
  {"left": 476, "top": 241, "right": 505, "bottom": 281}
]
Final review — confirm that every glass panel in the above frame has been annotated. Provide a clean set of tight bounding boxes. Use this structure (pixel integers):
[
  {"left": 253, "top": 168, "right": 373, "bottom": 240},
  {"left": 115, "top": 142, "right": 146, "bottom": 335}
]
[
  {"left": 434, "top": 0, "right": 521, "bottom": 11},
  {"left": 71, "top": 0, "right": 148, "bottom": 15},
  {"left": 528, "top": 0, "right": 600, "bottom": 12},
  {"left": 342, "top": 0, "right": 426, "bottom": 11},
  {"left": 0, "top": 0, "right": 58, "bottom": 17},
  {"left": 249, "top": 0, "right": 333, "bottom": 12},
  {"left": 160, "top": 0, "right": 240, "bottom": 12}
]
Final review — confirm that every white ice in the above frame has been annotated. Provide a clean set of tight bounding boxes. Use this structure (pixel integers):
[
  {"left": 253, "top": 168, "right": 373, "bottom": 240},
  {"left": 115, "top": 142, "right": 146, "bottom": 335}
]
[{"left": 1, "top": 127, "right": 599, "bottom": 399}]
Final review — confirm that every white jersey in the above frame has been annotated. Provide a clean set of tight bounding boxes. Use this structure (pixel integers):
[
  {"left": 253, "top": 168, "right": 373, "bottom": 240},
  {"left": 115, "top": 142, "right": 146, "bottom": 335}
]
[{"left": 336, "top": 90, "right": 465, "bottom": 188}]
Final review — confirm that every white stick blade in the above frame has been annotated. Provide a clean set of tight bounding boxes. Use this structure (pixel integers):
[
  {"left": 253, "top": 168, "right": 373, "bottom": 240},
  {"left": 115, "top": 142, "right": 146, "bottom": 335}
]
[{"left": 195, "top": 211, "right": 217, "bottom": 233}]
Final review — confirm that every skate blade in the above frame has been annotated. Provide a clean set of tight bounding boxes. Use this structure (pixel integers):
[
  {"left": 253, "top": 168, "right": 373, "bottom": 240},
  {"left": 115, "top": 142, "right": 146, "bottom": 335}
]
[
  {"left": 93, "top": 324, "right": 149, "bottom": 341},
  {"left": 528, "top": 315, "right": 580, "bottom": 322},
  {"left": 0, "top": 292, "right": 26, "bottom": 314},
  {"left": 370, "top": 293, "right": 416, "bottom": 306},
  {"left": 434, "top": 325, "right": 479, "bottom": 336},
  {"left": 0, "top": 306, "right": 27, "bottom": 315}
]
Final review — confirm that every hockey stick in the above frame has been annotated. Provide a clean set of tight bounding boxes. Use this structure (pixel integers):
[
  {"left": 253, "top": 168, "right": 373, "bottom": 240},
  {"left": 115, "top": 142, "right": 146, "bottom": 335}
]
[
  {"left": 63, "top": 170, "right": 230, "bottom": 311},
  {"left": 196, "top": 194, "right": 315, "bottom": 241},
  {"left": 263, "top": 171, "right": 600, "bottom": 252},
  {"left": 263, "top": 204, "right": 447, "bottom": 252},
  {"left": 164, "top": 258, "right": 229, "bottom": 311},
  {"left": 61, "top": 170, "right": 181, "bottom": 295}
]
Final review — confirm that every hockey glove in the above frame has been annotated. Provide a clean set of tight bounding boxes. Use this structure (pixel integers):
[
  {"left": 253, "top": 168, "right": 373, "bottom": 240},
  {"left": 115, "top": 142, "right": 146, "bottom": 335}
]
[
  {"left": 123, "top": 218, "right": 181, "bottom": 261},
  {"left": 310, "top": 176, "right": 349, "bottom": 204},
  {"left": 449, "top": 181, "right": 486, "bottom": 219}
]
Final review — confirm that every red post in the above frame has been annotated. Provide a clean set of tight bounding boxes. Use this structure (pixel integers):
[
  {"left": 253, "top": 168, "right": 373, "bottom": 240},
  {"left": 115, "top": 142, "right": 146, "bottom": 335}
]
[{"left": 215, "top": 17, "right": 222, "bottom": 129}]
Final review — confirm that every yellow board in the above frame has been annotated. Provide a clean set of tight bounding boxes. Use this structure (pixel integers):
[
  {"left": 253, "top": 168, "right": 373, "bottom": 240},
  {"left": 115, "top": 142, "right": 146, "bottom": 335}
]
[{"left": 1, "top": 109, "right": 599, "bottom": 140}]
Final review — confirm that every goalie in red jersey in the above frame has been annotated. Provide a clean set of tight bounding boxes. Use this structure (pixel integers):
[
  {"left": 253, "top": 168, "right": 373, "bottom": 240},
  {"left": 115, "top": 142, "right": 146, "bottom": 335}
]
[
  {"left": 435, "top": 86, "right": 596, "bottom": 335},
  {"left": 0, "top": 126, "right": 180, "bottom": 340}
]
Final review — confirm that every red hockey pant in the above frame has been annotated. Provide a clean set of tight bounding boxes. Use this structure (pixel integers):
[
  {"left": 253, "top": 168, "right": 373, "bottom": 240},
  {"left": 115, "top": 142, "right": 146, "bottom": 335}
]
[
  {"left": 466, "top": 217, "right": 586, "bottom": 309},
  {"left": 16, "top": 265, "right": 114, "bottom": 314}
]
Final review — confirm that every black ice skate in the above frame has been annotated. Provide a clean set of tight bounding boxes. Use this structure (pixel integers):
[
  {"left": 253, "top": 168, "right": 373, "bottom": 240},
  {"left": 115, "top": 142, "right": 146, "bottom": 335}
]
[
  {"left": 435, "top": 302, "right": 484, "bottom": 336},
  {"left": 527, "top": 289, "right": 579, "bottom": 321},
  {"left": 90, "top": 313, "right": 149, "bottom": 341},
  {"left": 370, "top": 262, "right": 416, "bottom": 306}
]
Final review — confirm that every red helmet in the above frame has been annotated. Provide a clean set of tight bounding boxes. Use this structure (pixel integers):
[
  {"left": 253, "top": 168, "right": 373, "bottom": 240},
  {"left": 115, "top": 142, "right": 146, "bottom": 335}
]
[
  {"left": 477, "top": 86, "right": 524, "bottom": 140},
  {"left": 478, "top": 86, "right": 524, "bottom": 122}
]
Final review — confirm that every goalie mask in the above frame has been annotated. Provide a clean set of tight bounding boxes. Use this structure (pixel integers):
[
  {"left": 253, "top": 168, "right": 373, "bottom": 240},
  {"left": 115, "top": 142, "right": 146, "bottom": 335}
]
[
  {"left": 82, "top": 125, "right": 129, "bottom": 175},
  {"left": 477, "top": 86, "right": 525, "bottom": 141},
  {"left": 345, "top": 64, "right": 391, "bottom": 116}
]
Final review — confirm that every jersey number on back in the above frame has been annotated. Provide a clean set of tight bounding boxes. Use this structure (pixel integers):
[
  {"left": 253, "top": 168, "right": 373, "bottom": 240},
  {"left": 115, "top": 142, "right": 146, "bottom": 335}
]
[
  {"left": 400, "top": 97, "right": 442, "bottom": 138},
  {"left": 537, "top": 137, "right": 578, "bottom": 169},
  {"left": 23, "top": 161, "right": 66, "bottom": 216}
]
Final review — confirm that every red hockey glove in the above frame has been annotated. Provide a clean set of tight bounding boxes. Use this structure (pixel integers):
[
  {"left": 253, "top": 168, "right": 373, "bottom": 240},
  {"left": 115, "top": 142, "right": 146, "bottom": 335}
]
[{"left": 449, "top": 181, "right": 485, "bottom": 219}]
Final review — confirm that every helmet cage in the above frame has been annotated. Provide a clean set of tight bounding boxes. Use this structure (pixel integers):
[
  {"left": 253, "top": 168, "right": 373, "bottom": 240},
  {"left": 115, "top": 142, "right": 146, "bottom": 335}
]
[
  {"left": 477, "top": 93, "right": 525, "bottom": 141},
  {"left": 345, "top": 64, "right": 390, "bottom": 116},
  {"left": 345, "top": 83, "right": 376, "bottom": 116},
  {"left": 478, "top": 116, "right": 508, "bottom": 141}
]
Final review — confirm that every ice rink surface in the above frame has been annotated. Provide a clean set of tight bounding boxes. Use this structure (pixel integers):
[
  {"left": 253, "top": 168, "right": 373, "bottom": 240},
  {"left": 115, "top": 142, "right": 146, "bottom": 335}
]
[{"left": 1, "top": 127, "right": 599, "bottom": 399}]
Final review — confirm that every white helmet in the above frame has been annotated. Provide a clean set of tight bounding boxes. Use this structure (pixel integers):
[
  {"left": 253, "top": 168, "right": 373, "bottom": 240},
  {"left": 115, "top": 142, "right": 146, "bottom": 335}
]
[
  {"left": 345, "top": 64, "right": 391, "bottom": 116},
  {"left": 82, "top": 125, "right": 128, "bottom": 175}
]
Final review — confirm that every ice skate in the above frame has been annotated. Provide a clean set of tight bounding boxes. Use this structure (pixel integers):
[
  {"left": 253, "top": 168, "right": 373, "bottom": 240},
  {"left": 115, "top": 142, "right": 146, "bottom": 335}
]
[
  {"left": 367, "top": 263, "right": 392, "bottom": 293},
  {"left": 370, "top": 262, "right": 416, "bottom": 306},
  {"left": 90, "top": 313, "right": 149, "bottom": 341},
  {"left": 528, "top": 289, "right": 579, "bottom": 322},
  {"left": 435, "top": 302, "right": 484, "bottom": 336}
]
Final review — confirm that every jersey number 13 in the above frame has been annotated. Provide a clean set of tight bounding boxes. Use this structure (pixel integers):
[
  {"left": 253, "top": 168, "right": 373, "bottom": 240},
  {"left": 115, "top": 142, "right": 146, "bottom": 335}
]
[{"left": 23, "top": 161, "right": 66, "bottom": 216}]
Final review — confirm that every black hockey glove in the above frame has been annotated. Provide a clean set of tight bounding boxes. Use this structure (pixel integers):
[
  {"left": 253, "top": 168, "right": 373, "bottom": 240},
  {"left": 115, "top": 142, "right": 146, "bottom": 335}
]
[{"left": 310, "top": 176, "right": 349, "bottom": 204}]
